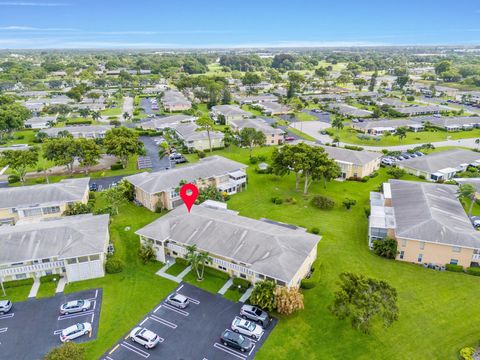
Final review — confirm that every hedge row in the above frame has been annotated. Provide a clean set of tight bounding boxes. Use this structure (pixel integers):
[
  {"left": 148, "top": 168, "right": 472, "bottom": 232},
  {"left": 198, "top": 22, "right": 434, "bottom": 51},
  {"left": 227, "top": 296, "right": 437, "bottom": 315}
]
[
  {"left": 232, "top": 277, "right": 251, "bottom": 290},
  {"left": 3, "top": 278, "right": 34, "bottom": 288},
  {"left": 40, "top": 274, "right": 63, "bottom": 283},
  {"left": 445, "top": 264, "right": 464, "bottom": 272}
]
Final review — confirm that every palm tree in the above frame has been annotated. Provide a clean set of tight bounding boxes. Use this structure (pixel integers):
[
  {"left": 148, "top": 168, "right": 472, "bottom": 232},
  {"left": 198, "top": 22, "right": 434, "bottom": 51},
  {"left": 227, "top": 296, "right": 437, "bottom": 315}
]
[
  {"left": 331, "top": 116, "right": 344, "bottom": 133},
  {"left": 123, "top": 112, "right": 131, "bottom": 121},
  {"left": 475, "top": 138, "right": 480, "bottom": 151},
  {"left": 91, "top": 110, "right": 101, "bottom": 122},
  {"left": 457, "top": 183, "right": 477, "bottom": 217},
  {"left": 395, "top": 127, "right": 407, "bottom": 142},
  {"left": 185, "top": 245, "right": 211, "bottom": 281}
]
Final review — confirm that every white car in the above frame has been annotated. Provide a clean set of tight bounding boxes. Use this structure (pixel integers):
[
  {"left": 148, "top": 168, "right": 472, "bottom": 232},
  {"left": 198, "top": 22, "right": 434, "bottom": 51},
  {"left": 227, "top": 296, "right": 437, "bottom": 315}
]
[
  {"left": 231, "top": 316, "right": 264, "bottom": 339},
  {"left": 129, "top": 327, "right": 160, "bottom": 349},
  {"left": 0, "top": 300, "right": 12, "bottom": 314},
  {"left": 167, "top": 293, "right": 190, "bottom": 309},
  {"left": 60, "top": 299, "right": 91, "bottom": 315},
  {"left": 60, "top": 322, "right": 92, "bottom": 342}
]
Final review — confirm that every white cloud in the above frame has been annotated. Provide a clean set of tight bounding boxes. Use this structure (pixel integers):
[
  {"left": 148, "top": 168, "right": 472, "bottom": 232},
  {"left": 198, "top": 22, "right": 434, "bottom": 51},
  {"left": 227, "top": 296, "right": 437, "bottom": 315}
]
[
  {"left": 0, "top": 2, "right": 70, "bottom": 6},
  {"left": 0, "top": 25, "right": 76, "bottom": 31}
]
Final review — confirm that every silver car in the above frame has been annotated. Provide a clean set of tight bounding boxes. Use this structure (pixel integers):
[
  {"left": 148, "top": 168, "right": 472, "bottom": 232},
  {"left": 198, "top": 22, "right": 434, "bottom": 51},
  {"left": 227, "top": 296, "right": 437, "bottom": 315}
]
[
  {"left": 167, "top": 293, "right": 189, "bottom": 309},
  {"left": 231, "top": 316, "right": 264, "bottom": 339},
  {"left": 60, "top": 322, "right": 92, "bottom": 342},
  {"left": 60, "top": 299, "right": 91, "bottom": 315},
  {"left": 0, "top": 300, "right": 12, "bottom": 314},
  {"left": 129, "top": 327, "right": 160, "bottom": 349}
]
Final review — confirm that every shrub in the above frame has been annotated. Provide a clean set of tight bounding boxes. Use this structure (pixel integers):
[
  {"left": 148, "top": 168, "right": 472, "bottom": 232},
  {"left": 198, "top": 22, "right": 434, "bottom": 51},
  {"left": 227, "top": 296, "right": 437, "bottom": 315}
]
[
  {"left": 250, "top": 280, "right": 276, "bottom": 311},
  {"left": 372, "top": 238, "right": 398, "bottom": 259},
  {"left": 342, "top": 198, "right": 357, "bottom": 210},
  {"left": 344, "top": 145, "right": 364, "bottom": 151},
  {"left": 418, "top": 174, "right": 426, "bottom": 180},
  {"left": 249, "top": 156, "right": 258, "bottom": 164},
  {"left": 271, "top": 196, "right": 283, "bottom": 205},
  {"left": 460, "top": 347, "right": 475, "bottom": 360},
  {"left": 66, "top": 119, "right": 92, "bottom": 125},
  {"left": 387, "top": 167, "right": 406, "bottom": 179},
  {"left": 105, "top": 258, "right": 124, "bottom": 274},
  {"left": 466, "top": 267, "right": 480, "bottom": 276},
  {"left": 232, "top": 277, "right": 251, "bottom": 290},
  {"left": 197, "top": 150, "right": 206, "bottom": 159},
  {"left": 3, "top": 278, "right": 34, "bottom": 288},
  {"left": 275, "top": 286, "right": 304, "bottom": 315},
  {"left": 301, "top": 266, "right": 321, "bottom": 289},
  {"left": 284, "top": 197, "right": 297, "bottom": 205},
  {"left": 311, "top": 195, "right": 335, "bottom": 210},
  {"left": 44, "top": 342, "right": 85, "bottom": 360},
  {"left": 63, "top": 202, "right": 92, "bottom": 216},
  {"left": 40, "top": 274, "right": 62, "bottom": 283},
  {"left": 361, "top": 176, "right": 369, "bottom": 182},
  {"left": 138, "top": 242, "right": 156, "bottom": 264},
  {"left": 110, "top": 163, "right": 124, "bottom": 171},
  {"left": 175, "top": 257, "right": 189, "bottom": 266},
  {"left": 7, "top": 174, "right": 20, "bottom": 184},
  {"left": 310, "top": 227, "right": 320, "bottom": 235},
  {"left": 445, "top": 264, "right": 464, "bottom": 272},
  {"left": 369, "top": 171, "right": 378, "bottom": 178},
  {"left": 257, "top": 155, "right": 266, "bottom": 162}
]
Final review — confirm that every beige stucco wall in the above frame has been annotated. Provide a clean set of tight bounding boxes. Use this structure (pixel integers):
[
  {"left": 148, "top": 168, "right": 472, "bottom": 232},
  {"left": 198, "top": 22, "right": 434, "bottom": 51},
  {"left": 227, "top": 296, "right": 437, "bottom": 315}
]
[
  {"left": 396, "top": 237, "right": 474, "bottom": 267},
  {"left": 337, "top": 158, "right": 380, "bottom": 178},
  {"left": 289, "top": 245, "right": 318, "bottom": 287}
]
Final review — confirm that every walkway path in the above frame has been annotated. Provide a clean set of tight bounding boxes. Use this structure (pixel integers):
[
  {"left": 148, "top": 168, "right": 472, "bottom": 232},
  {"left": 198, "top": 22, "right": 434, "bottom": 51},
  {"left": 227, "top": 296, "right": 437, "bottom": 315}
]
[
  {"left": 155, "top": 263, "right": 192, "bottom": 283},
  {"left": 28, "top": 278, "right": 40, "bottom": 298},
  {"left": 122, "top": 96, "right": 133, "bottom": 120},
  {"left": 239, "top": 286, "right": 253, "bottom": 303},
  {"left": 55, "top": 277, "right": 66, "bottom": 293},
  {"left": 217, "top": 278, "right": 233, "bottom": 295}
]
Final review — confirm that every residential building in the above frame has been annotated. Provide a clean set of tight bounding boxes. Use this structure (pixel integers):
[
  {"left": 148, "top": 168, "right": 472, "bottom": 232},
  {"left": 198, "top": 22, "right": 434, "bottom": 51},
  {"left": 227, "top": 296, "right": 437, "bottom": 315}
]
[
  {"left": 327, "top": 103, "right": 373, "bottom": 118},
  {"left": 139, "top": 114, "right": 196, "bottom": 131},
  {"left": 24, "top": 116, "right": 56, "bottom": 129},
  {"left": 229, "top": 118, "right": 284, "bottom": 145},
  {"left": 125, "top": 156, "right": 247, "bottom": 211},
  {"left": 0, "top": 178, "right": 90, "bottom": 225},
  {"left": 321, "top": 145, "right": 382, "bottom": 178},
  {"left": 257, "top": 101, "right": 291, "bottom": 116},
  {"left": 135, "top": 202, "right": 320, "bottom": 287},
  {"left": 235, "top": 94, "right": 278, "bottom": 105},
  {"left": 161, "top": 90, "right": 192, "bottom": 112},
  {"left": 211, "top": 105, "right": 251, "bottom": 122},
  {"left": 172, "top": 123, "right": 224, "bottom": 151},
  {"left": 393, "top": 105, "right": 441, "bottom": 117},
  {"left": 397, "top": 149, "right": 480, "bottom": 181},
  {"left": 414, "top": 116, "right": 480, "bottom": 131},
  {"left": 41, "top": 125, "right": 113, "bottom": 139},
  {"left": 369, "top": 180, "right": 480, "bottom": 268},
  {"left": 455, "top": 91, "right": 480, "bottom": 105},
  {"left": 0, "top": 214, "right": 110, "bottom": 283},
  {"left": 351, "top": 119, "right": 424, "bottom": 135}
]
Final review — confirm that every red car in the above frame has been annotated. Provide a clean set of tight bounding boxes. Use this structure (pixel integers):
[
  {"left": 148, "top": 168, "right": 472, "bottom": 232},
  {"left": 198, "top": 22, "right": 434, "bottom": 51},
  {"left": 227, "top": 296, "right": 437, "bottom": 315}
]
[{"left": 284, "top": 136, "right": 295, "bottom": 141}]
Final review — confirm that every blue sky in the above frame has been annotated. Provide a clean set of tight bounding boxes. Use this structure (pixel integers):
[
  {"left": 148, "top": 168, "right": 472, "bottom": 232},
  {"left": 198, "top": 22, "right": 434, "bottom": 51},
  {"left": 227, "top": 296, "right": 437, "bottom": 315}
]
[{"left": 0, "top": 0, "right": 479, "bottom": 49}]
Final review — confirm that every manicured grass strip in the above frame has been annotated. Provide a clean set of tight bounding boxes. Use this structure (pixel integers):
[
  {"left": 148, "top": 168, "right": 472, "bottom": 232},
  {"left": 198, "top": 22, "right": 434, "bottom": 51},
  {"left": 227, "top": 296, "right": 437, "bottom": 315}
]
[
  {"left": 183, "top": 268, "right": 229, "bottom": 294},
  {"left": 165, "top": 262, "right": 188, "bottom": 276}
]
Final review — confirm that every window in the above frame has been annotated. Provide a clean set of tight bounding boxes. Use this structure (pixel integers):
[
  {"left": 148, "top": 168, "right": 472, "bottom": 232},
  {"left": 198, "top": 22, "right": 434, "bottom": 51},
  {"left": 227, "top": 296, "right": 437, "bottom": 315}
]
[
  {"left": 89, "top": 254, "right": 100, "bottom": 261},
  {"left": 452, "top": 246, "right": 461, "bottom": 253},
  {"left": 450, "top": 259, "right": 459, "bottom": 265},
  {"left": 42, "top": 206, "right": 60, "bottom": 215},
  {"left": 23, "top": 208, "right": 43, "bottom": 217},
  {"left": 419, "top": 242, "right": 425, "bottom": 250},
  {"left": 16, "top": 273, "right": 27, "bottom": 280},
  {"left": 78, "top": 256, "right": 89, "bottom": 263},
  {"left": 277, "top": 280, "right": 286, "bottom": 286},
  {"left": 417, "top": 254, "right": 423, "bottom": 263},
  {"left": 401, "top": 239, "right": 407, "bottom": 247},
  {"left": 240, "top": 274, "right": 247, "bottom": 279},
  {"left": 399, "top": 251, "right": 404, "bottom": 259},
  {"left": 67, "top": 258, "right": 76, "bottom": 265}
]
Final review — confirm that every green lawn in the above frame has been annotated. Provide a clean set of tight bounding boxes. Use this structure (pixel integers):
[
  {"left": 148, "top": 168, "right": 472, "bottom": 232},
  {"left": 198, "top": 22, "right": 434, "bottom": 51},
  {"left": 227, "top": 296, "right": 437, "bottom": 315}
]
[
  {"left": 241, "top": 104, "right": 264, "bottom": 117},
  {"left": 288, "top": 127, "right": 317, "bottom": 141},
  {"left": 101, "top": 107, "right": 122, "bottom": 116},
  {"left": 36, "top": 281, "right": 57, "bottom": 299},
  {"left": 223, "top": 287, "right": 244, "bottom": 302},
  {"left": 0, "top": 285, "right": 32, "bottom": 302},
  {"left": 63, "top": 196, "right": 177, "bottom": 359},
  {"left": 165, "top": 262, "right": 188, "bottom": 276},
  {"left": 334, "top": 126, "right": 480, "bottom": 147},
  {"left": 294, "top": 111, "right": 317, "bottom": 121},
  {"left": 183, "top": 268, "right": 229, "bottom": 294},
  {"left": 1, "top": 129, "right": 38, "bottom": 146}
]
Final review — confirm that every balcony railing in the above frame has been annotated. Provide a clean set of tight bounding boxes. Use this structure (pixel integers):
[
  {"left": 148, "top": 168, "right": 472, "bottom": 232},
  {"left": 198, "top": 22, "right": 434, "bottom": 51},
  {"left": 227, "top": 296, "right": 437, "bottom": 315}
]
[
  {"left": 472, "top": 253, "right": 480, "bottom": 262},
  {"left": 0, "top": 260, "right": 65, "bottom": 277}
]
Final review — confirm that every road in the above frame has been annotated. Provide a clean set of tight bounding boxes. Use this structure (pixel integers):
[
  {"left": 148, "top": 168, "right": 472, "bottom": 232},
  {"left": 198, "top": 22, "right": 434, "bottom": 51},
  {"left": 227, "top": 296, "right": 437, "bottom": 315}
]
[
  {"left": 140, "top": 136, "right": 173, "bottom": 171},
  {"left": 122, "top": 96, "right": 134, "bottom": 120}
]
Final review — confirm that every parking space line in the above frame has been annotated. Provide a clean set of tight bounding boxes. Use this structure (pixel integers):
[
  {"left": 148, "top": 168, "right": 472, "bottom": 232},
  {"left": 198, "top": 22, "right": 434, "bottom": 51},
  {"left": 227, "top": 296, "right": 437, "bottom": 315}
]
[
  {"left": 0, "top": 327, "right": 7, "bottom": 334},
  {"left": 149, "top": 314, "right": 177, "bottom": 329},
  {"left": 121, "top": 341, "right": 150, "bottom": 358},
  {"left": 0, "top": 313, "right": 14, "bottom": 320},
  {"left": 213, "top": 343, "right": 247, "bottom": 359},
  {"left": 109, "top": 344, "right": 120, "bottom": 355},
  {"left": 162, "top": 303, "right": 189, "bottom": 316},
  {"left": 176, "top": 284, "right": 184, "bottom": 292},
  {"left": 95, "top": 289, "right": 98, "bottom": 298},
  {"left": 139, "top": 317, "right": 148, "bottom": 326},
  {"left": 248, "top": 343, "right": 256, "bottom": 356},
  {"left": 58, "top": 310, "right": 95, "bottom": 321},
  {"left": 105, "top": 357, "right": 114, "bottom": 360},
  {"left": 153, "top": 305, "right": 162, "bottom": 314},
  {"left": 91, "top": 313, "right": 95, "bottom": 323},
  {"left": 53, "top": 329, "right": 63, "bottom": 335}
]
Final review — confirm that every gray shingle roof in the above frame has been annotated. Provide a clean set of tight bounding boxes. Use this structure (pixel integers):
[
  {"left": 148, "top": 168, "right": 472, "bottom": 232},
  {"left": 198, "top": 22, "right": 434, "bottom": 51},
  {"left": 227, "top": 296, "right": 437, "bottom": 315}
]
[
  {"left": 400, "top": 149, "right": 480, "bottom": 174},
  {"left": 211, "top": 105, "right": 251, "bottom": 118},
  {"left": 229, "top": 118, "right": 284, "bottom": 135},
  {"left": 172, "top": 123, "right": 224, "bottom": 142},
  {"left": 0, "top": 178, "right": 90, "bottom": 209},
  {"left": 321, "top": 145, "right": 382, "bottom": 166},
  {"left": 135, "top": 205, "right": 320, "bottom": 283},
  {"left": 125, "top": 156, "right": 246, "bottom": 194},
  {"left": 42, "top": 125, "right": 113, "bottom": 137},
  {"left": 0, "top": 214, "right": 110, "bottom": 264},
  {"left": 389, "top": 180, "right": 480, "bottom": 248},
  {"left": 140, "top": 115, "right": 196, "bottom": 129}
]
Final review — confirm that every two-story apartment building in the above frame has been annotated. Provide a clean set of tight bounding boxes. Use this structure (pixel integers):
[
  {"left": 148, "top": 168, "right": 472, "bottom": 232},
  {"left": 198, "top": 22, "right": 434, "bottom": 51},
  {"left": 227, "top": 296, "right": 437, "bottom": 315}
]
[
  {"left": 41, "top": 125, "right": 113, "bottom": 139},
  {"left": 229, "top": 118, "right": 285, "bottom": 145},
  {"left": 172, "top": 123, "right": 225, "bottom": 151},
  {"left": 369, "top": 180, "right": 480, "bottom": 268},
  {"left": 139, "top": 114, "right": 196, "bottom": 131},
  {"left": 210, "top": 105, "right": 252, "bottom": 122},
  {"left": 0, "top": 214, "right": 110, "bottom": 283},
  {"left": 135, "top": 202, "right": 321, "bottom": 287},
  {"left": 125, "top": 156, "right": 247, "bottom": 211},
  {"left": 0, "top": 178, "right": 90, "bottom": 225},
  {"left": 321, "top": 145, "right": 382, "bottom": 178}
]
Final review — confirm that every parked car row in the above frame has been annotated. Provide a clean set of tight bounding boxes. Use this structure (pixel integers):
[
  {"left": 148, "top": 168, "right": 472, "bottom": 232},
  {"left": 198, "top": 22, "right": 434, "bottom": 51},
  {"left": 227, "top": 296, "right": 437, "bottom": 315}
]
[
  {"left": 382, "top": 151, "right": 424, "bottom": 165},
  {"left": 220, "top": 305, "right": 270, "bottom": 353}
]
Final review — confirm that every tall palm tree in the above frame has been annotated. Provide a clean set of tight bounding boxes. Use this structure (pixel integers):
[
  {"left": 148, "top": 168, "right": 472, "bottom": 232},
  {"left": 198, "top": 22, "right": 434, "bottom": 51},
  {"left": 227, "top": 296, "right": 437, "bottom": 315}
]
[
  {"left": 457, "top": 183, "right": 477, "bottom": 217},
  {"left": 475, "top": 138, "right": 480, "bottom": 151},
  {"left": 185, "top": 244, "right": 211, "bottom": 281},
  {"left": 91, "top": 111, "right": 101, "bottom": 122}
]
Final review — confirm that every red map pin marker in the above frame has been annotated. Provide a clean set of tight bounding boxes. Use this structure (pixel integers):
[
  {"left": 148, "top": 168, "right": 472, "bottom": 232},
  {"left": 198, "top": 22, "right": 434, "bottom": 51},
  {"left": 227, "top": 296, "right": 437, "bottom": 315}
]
[{"left": 179, "top": 183, "right": 199, "bottom": 213}]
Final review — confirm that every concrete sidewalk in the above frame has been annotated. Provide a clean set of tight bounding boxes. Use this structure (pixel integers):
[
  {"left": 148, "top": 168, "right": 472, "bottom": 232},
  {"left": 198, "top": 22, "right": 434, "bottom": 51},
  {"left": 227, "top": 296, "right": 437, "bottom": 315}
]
[{"left": 28, "top": 278, "right": 40, "bottom": 298}]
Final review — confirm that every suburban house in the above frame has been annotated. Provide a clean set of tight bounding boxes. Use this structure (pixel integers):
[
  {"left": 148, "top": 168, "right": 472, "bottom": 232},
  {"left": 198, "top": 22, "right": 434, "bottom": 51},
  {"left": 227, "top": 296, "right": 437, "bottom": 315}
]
[
  {"left": 397, "top": 149, "right": 480, "bottom": 181},
  {"left": 0, "top": 214, "right": 110, "bottom": 283},
  {"left": 161, "top": 90, "right": 192, "bottom": 112},
  {"left": 414, "top": 116, "right": 480, "bottom": 131},
  {"left": 139, "top": 114, "right": 196, "bottom": 131},
  {"left": 0, "top": 178, "right": 90, "bottom": 225},
  {"left": 394, "top": 105, "right": 441, "bottom": 117},
  {"left": 455, "top": 178, "right": 480, "bottom": 196},
  {"left": 375, "top": 97, "right": 410, "bottom": 107},
  {"left": 234, "top": 94, "right": 278, "bottom": 105},
  {"left": 210, "top": 105, "right": 252, "bottom": 122},
  {"left": 327, "top": 103, "right": 373, "bottom": 118},
  {"left": 229, "top": 118, "right": 285, "bottom": 145},
  {"left": 125, "top": 156, "right": 247, "bottom": 211},
  {"left": 351, "top": 119, "right": 424, "bottom": 135},
  {"left": 172, "top": 123, "right": 224, "bottom": 151},
  {"left": 24, "top": 116, "right": 57, "bottom": 129},
  {"left": 455, "top": 91, "right": 480, "bottom": 105},
  {"left": 369, "top": 180, "right": 480, "bottom": 268},
  {"left": 135, "top": 202, "right": 321, "bottom": 287},
  {"left": 257, "top": 101, "right": 291, "bottom": 116},
  {"left": 321, "top": 145, "right": 382, "bottom": 178},
  {"left": 41, "top": 125, "right": 113, "bottom": 139}
]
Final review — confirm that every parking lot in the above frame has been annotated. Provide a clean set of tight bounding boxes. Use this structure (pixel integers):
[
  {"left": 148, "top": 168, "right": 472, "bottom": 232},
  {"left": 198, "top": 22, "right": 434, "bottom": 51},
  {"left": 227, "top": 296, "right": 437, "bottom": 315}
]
[
  {"left": 0, "top": 288, "right": 102, "bottom": 359},
  {"left": 103, "top": 283, "right": 276, "bottom": 360}
]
